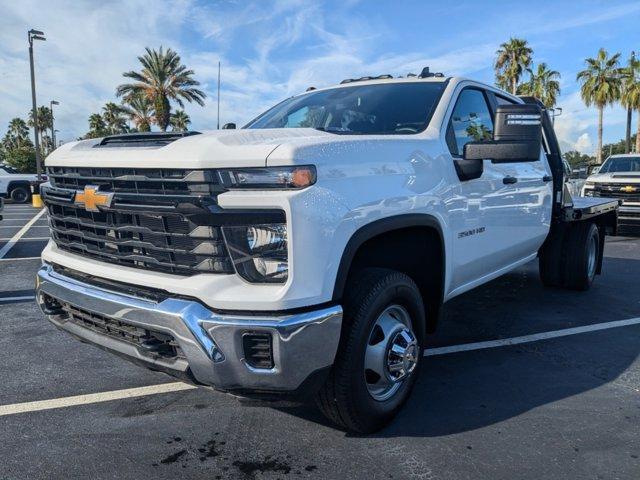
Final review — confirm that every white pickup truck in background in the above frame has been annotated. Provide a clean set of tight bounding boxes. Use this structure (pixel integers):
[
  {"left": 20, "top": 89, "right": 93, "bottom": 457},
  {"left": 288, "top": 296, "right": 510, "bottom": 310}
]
[
  {"left": 582, "top": 154, "right": 640, "bottom": 229},
  {"left": 0, "top": 165, "right": 40, "bottom": 203},
  {"left": 36, "top": 71, "right": 619, "bottom": 433}
]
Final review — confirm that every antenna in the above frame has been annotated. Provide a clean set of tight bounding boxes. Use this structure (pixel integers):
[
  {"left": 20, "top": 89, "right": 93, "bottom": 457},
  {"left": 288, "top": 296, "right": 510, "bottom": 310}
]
[{"left": 217, "top": 61, "right": 221, "bottom": 130}]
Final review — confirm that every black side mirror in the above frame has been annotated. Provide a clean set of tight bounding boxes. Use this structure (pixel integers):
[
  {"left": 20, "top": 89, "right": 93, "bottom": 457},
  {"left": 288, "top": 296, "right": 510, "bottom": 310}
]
[
  {"left": 222, "top": 123, "right": 236, "bottom": 130},
  {"left": 464, "top": 104, "right": 542, "bottom": 163}
]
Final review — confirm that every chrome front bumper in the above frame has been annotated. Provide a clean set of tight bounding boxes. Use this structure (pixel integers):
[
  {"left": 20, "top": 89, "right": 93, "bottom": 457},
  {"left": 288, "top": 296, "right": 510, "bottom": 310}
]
[{"left": 35, "top": 264, "right": 342, "bottom": 393}]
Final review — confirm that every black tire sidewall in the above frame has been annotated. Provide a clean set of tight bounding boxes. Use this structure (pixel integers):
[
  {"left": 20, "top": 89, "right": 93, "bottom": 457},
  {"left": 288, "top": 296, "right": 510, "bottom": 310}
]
[
  {"left": 344, "top": 272, "right": 425, "bottom": 429},
  {"left": 584, "top": 224, "right": 599, "bottom": 285},
  {"left": 10, "top": 187, "right": 30, "bottom": 203}
]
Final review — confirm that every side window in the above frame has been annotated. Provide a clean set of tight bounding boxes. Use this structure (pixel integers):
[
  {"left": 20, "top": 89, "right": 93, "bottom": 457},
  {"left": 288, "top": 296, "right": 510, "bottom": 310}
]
[{"left": 447, "top": 89, "right": 494, "bottom": 156}]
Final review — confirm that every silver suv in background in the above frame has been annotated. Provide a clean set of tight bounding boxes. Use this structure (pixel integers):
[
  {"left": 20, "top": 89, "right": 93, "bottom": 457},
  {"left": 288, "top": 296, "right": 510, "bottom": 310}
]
[{"left": 582, "top": 154, "right": 640, "bottom": 228}]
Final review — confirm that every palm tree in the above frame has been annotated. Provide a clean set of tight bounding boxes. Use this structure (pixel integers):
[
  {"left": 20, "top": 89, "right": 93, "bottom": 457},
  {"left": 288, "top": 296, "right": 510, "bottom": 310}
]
[
  {"left": 3, "top": 118, "right": 32, "bottom": 150},
  {"left": 28, "top": 106, "right": 53, "bottom": 153},
  {"left": 518, "top": 63, "right": 561, "bottom": 108},
  {"left": 102, "top": 102, "right": 128, "bottom": 135},
  {"left": 121, "top": 94, "right": 154, "bottom": 132},
  {"left": 621, "top": 57, "right": 640, "bottom": 153},
  {"left": 494, "top": 38, "right": 533, "bottom": 95},
  {"left": 170, "top": 110, "right": 191, "bottom": 132},
  {"left": 577, "top": 48, "right": 623, "bottom": 164},
  {"left": 116, "top": 47, "right": 206, "bottom": 131},
  {"left": 84, "top": 113, "right": 107, "bottom": 139}
]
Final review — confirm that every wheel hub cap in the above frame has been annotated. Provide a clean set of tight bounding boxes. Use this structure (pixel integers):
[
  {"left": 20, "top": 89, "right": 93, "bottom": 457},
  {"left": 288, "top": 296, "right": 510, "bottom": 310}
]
[
  {"left": 387, "top": 329, "right": 418, "bottom": 381},
  {"left": 364, "top": 305, "right": 418, "bottom": 402}
]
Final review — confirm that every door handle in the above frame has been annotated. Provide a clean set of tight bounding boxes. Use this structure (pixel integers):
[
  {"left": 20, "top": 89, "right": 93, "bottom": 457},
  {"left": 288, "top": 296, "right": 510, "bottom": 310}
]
[
  {"left": 542, "top": 175, "right": 553, "bottom": 182},
  {"left": 503, "top": 176, "right": 518, "bottom": 185}
]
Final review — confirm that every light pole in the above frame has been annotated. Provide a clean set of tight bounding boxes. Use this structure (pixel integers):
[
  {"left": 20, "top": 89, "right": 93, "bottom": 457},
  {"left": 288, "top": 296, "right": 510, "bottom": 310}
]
[
  {"left": 50, "top": 100, "right": 59, "bottom": 150},
  {"left": 550, "top": 107, "right": 563, "bottom": 125},
  {"left": 28, "top": 29, "right": 46, "bottom": 181}
]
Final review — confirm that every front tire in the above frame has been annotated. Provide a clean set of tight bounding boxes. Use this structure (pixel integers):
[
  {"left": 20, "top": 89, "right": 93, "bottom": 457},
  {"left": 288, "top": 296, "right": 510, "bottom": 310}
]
[
  {"left": 10, "top": 186, "right": 31, "bottom": 204},
  {"left": 316, "top": 268, "right": 424, "bottom": 433}
]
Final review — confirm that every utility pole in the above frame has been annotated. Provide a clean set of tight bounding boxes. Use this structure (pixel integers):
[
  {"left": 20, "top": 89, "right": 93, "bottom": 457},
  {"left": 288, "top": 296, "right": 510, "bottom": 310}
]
[
  {"left": 50, "top": 100, "right": 59, "bottom": 151},
  {"left": 217, "top": 61, "right": 221, "bottom": 129},
  {"left": 625, "top": 51, "right": 636, "bottom": 154},
  {"left": 28, "top": 29, "right": 46, "bottom": 181}
]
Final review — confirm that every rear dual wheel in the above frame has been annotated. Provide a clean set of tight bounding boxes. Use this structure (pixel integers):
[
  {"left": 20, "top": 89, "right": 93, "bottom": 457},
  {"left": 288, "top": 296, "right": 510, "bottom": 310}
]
[{"left": 316, "top": 268, "right": 424, "bottom": 433}]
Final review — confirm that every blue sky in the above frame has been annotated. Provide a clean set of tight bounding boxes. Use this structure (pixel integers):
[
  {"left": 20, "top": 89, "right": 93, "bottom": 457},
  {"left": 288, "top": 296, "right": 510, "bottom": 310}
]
[{"left": 1, "top": 0, "right": 639, "bottom": 153}]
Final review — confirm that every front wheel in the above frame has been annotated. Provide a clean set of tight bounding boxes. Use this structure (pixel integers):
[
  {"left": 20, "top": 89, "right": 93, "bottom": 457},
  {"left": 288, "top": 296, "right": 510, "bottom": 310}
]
[
  {"left": 316, "top": 268, "right": 424, "bottom": 433},
  {"left": 10, "top": 186, "right": 31, "bottom": 204}
]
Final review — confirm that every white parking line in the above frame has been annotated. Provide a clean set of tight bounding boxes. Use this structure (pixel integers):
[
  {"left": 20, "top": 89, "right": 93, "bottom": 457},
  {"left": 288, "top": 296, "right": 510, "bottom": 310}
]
[
  {"left": 0, "top": 257, "right": 41, "bottom": 262},
  {"left": 0, "top": 383, "right": 197, "bottom": 417},
  {"left": 0, "top": 209, "right": 46, "bottom": 260},
  {"left": 0, "top": 295, "right": 35, "bottom": 303},
  {"left": 424, "top": 316, "right": 640, "bottom": 356},
  {"left": 0, "top": 315, "right": 638, "bottom": 417},
  {"left": 0, "top": 237, "right": 49, "bottom": 242}
]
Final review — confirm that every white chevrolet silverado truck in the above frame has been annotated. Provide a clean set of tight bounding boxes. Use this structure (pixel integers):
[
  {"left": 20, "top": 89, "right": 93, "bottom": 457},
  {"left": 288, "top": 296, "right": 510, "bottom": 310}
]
[
  {"left": 582, "top": 154, "right": 640, "bottom": 229},
  {"left": 36, "top": 72, "right": 619, "bottom": 433},
  {"left": 0, "top": 164, "right": 40, "bottom": 203}
]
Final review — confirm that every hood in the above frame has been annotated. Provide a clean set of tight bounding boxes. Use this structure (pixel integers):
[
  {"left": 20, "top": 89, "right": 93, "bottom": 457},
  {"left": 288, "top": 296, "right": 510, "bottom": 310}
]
[
  {"left": 587, "top": 172, "right": 640, "bottom": 183},
  {"left": 45, "top": 128, "right": 333, "bottom": 169}
]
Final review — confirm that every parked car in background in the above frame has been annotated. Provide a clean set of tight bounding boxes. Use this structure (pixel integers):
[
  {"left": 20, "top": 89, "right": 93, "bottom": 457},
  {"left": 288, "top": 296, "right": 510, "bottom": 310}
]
[
  {"left": 582, "top": 154, "right": 640, "bottom": 228},
  {"left": 0, "top": 196, "right": 3, "bottom": 221},
  {"left": 0, "top": 164, "right": 41, "bottom": 203}
]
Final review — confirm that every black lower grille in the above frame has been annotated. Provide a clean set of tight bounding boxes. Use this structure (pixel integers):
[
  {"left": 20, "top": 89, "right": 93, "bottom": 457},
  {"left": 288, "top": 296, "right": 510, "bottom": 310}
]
[
  {"left": 58, "top": 298, "right": 184, "bottom": 360},
  {"left": 242, "top": 332, "right": 274, "bottom": 369}
]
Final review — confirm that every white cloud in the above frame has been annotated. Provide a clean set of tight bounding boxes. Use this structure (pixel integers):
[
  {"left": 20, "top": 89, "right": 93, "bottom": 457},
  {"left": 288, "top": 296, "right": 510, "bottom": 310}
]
[{"left": 575, "top": 133, "right": 593, "bottom": 153}]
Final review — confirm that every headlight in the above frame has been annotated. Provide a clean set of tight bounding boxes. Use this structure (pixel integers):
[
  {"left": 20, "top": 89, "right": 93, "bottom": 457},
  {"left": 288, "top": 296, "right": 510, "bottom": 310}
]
[
  {"left": 218, "top": 166, "right": 316, "bottom": 190},
  {"left": 223, "top": 224, "right": 288, "bottom": 283},
  {"left": 584, "top": 181, "right": 595, "bottom": 188}
]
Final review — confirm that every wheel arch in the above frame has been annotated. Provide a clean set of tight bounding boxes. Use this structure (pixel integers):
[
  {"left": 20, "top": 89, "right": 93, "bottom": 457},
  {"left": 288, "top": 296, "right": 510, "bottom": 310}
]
[{"left": 332, "top": 214, "right": 446, "bottom": 334}]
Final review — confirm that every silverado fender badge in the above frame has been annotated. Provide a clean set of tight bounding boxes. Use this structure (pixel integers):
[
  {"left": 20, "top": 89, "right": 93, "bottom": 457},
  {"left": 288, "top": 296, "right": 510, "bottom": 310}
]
[{"left": 74, "top": 185, "right": 114, "bottom": 212}]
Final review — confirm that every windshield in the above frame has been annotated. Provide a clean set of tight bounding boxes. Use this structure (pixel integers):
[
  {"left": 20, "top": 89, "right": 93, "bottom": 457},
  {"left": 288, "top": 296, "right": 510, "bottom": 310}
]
[
  {"left": 245, "top": 82, "right": 446, "bottom": 135},
  {"left": 599, "top": 156, "right": 640, "bottom": 173},
  {"left": 0, "top": 165, "right": 20, "bottom": 174}
]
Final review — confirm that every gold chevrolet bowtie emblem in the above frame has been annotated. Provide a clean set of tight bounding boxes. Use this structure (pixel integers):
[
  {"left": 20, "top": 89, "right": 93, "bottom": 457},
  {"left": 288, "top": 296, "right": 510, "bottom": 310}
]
[
  {"left": 74, "top": 185, "right": 114, "bottom": 212},
  {"left": 620, "top": 185, "right": 637, "bottom": 193}
]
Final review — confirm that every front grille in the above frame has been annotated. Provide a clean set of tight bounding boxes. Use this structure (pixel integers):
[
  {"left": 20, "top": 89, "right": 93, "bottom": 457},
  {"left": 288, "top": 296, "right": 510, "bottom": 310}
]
[
  {"left": 55, "top": 297, "right": 184, "bottom": 360},
  {"left": 589, "top": 183, "right": 640, "bottom": 202},
  {"left": 47, "top": 166, "right": 222, "bottom": 196},
  {"left": 43, "top": 167, "right": 234, "bottom": 276}
]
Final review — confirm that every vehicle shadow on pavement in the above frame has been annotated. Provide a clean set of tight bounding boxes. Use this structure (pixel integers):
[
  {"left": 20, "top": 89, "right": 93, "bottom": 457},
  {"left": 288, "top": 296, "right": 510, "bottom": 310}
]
[{"left": 278, "top": 256, "right": 640, "bottom": 437}]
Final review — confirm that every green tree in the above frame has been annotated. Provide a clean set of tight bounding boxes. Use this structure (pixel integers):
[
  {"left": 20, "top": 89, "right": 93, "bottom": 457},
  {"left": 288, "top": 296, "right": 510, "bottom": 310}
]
[
  {"left": 3, "top": 146, "right": 36, "bottom": 173},
  {"left": 621, "top": 57, "right": 640, "bottom": 153},
  {"left": 121, "top": 93, "right": 154, "bottom": 132},
  {"left": 2, "top": 118, "right": 32, "bottom": 151},
  {"left": 518, "top": 63, "right": 561, "bottom": 108},
  {"left": 116, "top": 47, "right": 206, "bottom": 131},
  {"left": 577, "top": 48, "right": 623, "bottom": 164},
  {"left": 102, "top": 102, "right": 129, "bottom": 135},
  {"left": 170, "top": 110, "right": 191, "bottom": 132},
  {"left": 494, "top": 38, "right": 533, "bottom": 94},
  {"left": 28, "top": 105, "right": 53, "bottom": 156},
  {"left": 563, "top": 150, "right": 595, "bottom": 168},
  {"left": 83, "top": 113, "right": 107, "bottom": 139}
]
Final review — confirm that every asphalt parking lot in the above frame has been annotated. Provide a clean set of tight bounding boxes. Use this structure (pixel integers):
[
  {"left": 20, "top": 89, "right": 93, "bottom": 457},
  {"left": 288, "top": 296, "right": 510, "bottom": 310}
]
[{"left": 0, "top": 203, "right": 639, "bottom": 480}]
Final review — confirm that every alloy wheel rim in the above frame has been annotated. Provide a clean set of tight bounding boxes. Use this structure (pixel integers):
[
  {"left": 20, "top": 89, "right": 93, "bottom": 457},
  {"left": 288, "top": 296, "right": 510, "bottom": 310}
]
[{"left": 364, "top": 304, "right": 418, "bottom": 402}]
